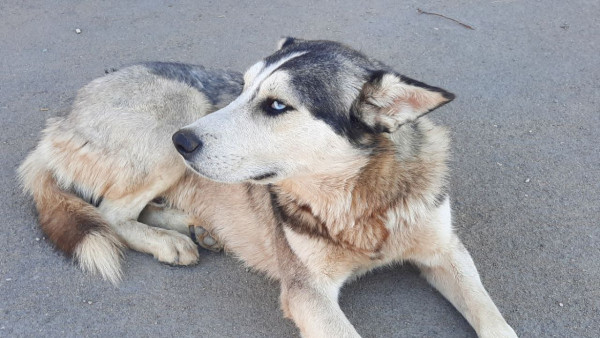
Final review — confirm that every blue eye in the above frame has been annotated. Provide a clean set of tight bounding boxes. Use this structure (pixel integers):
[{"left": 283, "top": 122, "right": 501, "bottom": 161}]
[
  {"left": 271, "top": 100, "right": 287, "bottom": 110},
  {"left": 264, "top": 98, "right": 292, "bottom": 116}
]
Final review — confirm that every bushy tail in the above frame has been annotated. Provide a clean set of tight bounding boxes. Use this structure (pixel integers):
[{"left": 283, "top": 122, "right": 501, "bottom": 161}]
[{"left": 18, "top": 152, "right": 124, "bottom": 284}]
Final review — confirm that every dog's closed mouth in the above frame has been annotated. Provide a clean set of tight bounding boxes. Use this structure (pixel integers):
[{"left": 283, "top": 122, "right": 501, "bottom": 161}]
[{"left": 251, "top": 172, "right": 277, "bottom": 181}]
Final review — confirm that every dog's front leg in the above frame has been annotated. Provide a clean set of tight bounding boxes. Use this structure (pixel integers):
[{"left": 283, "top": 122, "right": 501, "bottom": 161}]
[
  {"left": 411, "top": 233, "right": 517, "bottom": 338},
  {"left": 280, "top": 277, "right": 360, "bottom": 338},
  {"left": 275, "top": 227, "right": 360, "bottom": 337}
]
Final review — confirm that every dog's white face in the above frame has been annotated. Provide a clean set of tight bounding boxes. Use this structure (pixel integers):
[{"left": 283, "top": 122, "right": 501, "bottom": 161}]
[
  {"left": 178, "top": 52, "right": 364, "bottom": 183},
  {"left": 174, "top": 39, "right": 454, "bottom": 184}
]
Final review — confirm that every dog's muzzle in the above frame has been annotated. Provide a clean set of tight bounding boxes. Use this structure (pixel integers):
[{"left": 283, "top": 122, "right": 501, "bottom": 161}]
[{"left": 172, "top": 129, "right": 203, "bottom": 159}]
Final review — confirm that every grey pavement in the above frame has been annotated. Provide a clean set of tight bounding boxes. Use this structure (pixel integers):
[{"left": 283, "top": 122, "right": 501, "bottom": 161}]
[{"left": 1, "top": 1, "right": 598, "bottom": 337}]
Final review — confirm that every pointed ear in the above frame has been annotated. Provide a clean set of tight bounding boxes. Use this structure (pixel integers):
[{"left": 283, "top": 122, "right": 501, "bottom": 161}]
[
  {"left": 355, "top": 71, "right": 455, "bottom": 133},
  {"left": 276, "top": 36, "right": 302, "bottom": 50}
]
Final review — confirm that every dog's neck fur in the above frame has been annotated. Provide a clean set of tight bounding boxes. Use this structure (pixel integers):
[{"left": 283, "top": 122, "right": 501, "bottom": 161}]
[{"left": 272, "top": 120, "right": 449, "bottom": 254}]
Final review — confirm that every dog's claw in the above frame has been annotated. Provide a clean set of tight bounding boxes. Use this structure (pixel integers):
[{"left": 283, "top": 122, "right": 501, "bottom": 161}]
[{"left": 190, "top": 225, "right": 223, "bottom": 252}]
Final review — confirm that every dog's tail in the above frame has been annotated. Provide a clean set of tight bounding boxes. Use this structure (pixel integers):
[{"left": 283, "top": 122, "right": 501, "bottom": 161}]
[{"left": 18, "top": 151, "right": 124, "bottom": 284}]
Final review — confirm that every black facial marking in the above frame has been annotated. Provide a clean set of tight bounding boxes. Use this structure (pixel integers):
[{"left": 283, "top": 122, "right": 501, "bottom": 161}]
[
  {"left": 260, "top": 40, "right": 454, "bottom": 149},
  {"left": 143, "top": 62, "right": 243, "bottom": 106},
  {"left": 264, "top": 41, "right": 383, "bottom": 147}
]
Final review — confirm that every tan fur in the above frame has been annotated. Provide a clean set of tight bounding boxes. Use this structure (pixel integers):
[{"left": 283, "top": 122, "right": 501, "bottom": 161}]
[
  {"left": 18, "top": 153, "right": 124, "bottom": 283},
  {"left": 20, "top": 44, "right": 516, "bottom": 337},
  {"left": 18, "top": 65, "right": 212, "bottom": 282},
  {"left": 75, "top": 231, "right": 124, "bottom": 284},
  {"left": 156, "top": 118, "right": 515, "bottom": 337}
]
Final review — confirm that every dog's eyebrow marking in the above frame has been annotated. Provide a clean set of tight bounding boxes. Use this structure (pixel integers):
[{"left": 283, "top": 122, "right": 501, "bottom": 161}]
[{"left": 237, "top": 52, "right": 308, "bottom": 105}]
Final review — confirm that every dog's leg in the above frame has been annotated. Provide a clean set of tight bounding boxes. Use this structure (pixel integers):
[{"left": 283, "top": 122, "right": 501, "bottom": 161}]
[
  {"left": 280, "top": 280, "right": 360, "bottom": 338},
  {"left": 138, "top": 203, "right": 223, "bottom": 252},
  {"left": 276, "top": 228, "right": 360, "bottom": 338},
  {"left": 98, "top": 184, "right": 200, "bottom": 266},
  {"left": 409, "top": 200, "right": 517, "bottom": 338},
  {"left": 139, "top": 203, "right": 190, "bottom": 234}
]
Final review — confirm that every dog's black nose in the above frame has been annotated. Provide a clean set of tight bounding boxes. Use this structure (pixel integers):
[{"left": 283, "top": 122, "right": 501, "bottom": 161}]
[{"left": 172, "top": 130, "right": 202, "bottom": 158}]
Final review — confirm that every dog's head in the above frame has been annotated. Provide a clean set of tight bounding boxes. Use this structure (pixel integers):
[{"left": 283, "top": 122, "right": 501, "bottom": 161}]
[{"left": 173, "top": 38, "right": 454, "bottom": 183}]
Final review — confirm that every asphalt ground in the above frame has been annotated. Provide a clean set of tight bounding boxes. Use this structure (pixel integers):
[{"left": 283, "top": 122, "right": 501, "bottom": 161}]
[{"left": 1, "top": 1, "right": 598, "bottom": 337}]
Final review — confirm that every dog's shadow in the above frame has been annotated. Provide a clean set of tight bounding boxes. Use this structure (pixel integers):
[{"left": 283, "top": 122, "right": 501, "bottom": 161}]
[{"left": 340, "top": 264, "right": 475, "bottom": 338}]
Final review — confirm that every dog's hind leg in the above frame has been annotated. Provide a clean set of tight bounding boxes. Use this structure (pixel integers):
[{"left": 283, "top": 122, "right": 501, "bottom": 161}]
[
  {"left": 409, "top": 199, "right": 517, "bottom": 338},
  {"left": 138, "top": 201, "right": 190, "bottom": 234},
  {"left": 98, "top": 179, "right": 200, "bottom": 266},
  {"left": 138, "top": 203, "right": 223, "bottom": 252}
]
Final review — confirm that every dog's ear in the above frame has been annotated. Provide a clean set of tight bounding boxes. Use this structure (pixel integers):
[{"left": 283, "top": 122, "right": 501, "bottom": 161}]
[
  {"left": 276, "top": 37, "right": 302, "bottom": 50},
  {"left": 355, "top": 71, "right": 455, "bottom": 133}
]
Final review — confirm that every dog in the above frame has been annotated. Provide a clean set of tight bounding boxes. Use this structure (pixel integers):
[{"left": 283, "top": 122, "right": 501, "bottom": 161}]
[{"left": 19, "top": 38, "right": 517, "bottom": 337}]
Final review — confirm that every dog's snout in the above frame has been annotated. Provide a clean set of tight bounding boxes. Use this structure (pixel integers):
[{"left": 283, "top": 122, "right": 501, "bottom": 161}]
[{"left": 172, "top": 130, "right": 203, "bottom": 158}]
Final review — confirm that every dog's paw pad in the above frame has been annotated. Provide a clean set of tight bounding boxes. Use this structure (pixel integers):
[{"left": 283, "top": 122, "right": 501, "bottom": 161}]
[
  {"left": 153, "top": 230, "right": 200, "bottom": 266},
  {"left": 190, "top": 225, "right": 223, "bottom": 252}
]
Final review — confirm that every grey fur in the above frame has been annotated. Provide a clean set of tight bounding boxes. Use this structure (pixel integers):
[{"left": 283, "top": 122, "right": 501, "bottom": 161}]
[{"left": 143, "top": 62, "right": 243, "bottom": 107}]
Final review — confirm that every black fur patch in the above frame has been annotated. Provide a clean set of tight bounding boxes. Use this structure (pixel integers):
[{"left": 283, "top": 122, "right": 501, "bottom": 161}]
[
  {"left": 278, "top": 37, "right": 297, "bottom": 49},
  {"left": 260, "top": 40, "right": 454, "bottom": 149},
  {"left": 268, "top": 186, "right": 333, "bottom": 243},
  {"left": 143, "top": 62, "right": 243, "bottom": 106},
  {"left": 71, "top": 185, "right": 103, "bottom": 208},
  {"left": 264, "top": 41, "right": 383, "bottom": 147}
]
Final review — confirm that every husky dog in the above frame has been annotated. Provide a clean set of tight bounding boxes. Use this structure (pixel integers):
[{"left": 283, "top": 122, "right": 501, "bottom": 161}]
[{"left": 19, "top": 38, "right": 517, "bottom": 337}]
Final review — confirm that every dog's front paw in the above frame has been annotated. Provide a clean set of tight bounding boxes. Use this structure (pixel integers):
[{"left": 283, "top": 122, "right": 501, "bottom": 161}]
[
  {"left": 190, "top": 225, "right": 223, "bottom": 252},
  {"left": 152, "top": 228, "right": 200, "bottom": 265}
]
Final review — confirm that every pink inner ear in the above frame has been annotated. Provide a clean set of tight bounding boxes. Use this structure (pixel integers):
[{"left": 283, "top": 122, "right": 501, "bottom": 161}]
[
  {"left": 360, "top": 74, "right": 452, "bottom": 130},
  {"left": 403, "top": 86, "right": 446, "bottom": 113},
  {"left": 407, "top": 93, "right": 424, "bottom": 111}
]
